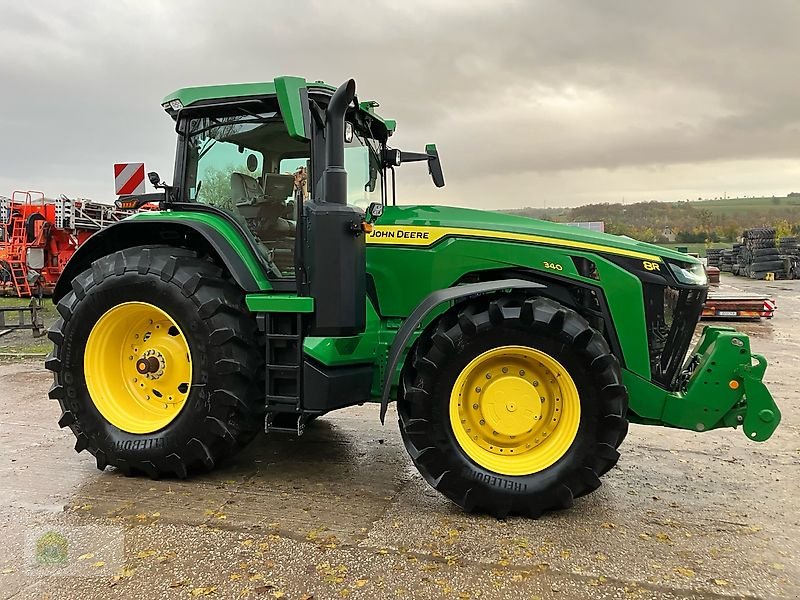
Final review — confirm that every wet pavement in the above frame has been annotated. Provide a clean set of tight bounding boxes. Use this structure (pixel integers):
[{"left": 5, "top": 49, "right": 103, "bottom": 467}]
[{"left": 0, "top": 276, "right": 798, "bottom": 599}]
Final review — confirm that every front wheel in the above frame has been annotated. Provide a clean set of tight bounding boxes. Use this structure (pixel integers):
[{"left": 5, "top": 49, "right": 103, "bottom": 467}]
[
  {"left": 398, "top": 295, "right": 628, "bottom": 518},
  {"left": 45, "top": 246, "right": 262, "bottom": 477}
]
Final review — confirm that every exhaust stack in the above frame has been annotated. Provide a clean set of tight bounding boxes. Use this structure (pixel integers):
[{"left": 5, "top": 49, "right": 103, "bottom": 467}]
[
  {"left": 303, "top": 79, "right": 366, "bottom": 337},
  {"left": 322, "top": 79, "right": 356, "bottom": 205}
]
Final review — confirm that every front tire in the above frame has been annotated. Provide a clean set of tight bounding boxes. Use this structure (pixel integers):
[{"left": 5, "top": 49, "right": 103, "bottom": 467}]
[
  {"left": 45, "top": 246, "right": 262, "bottom": 478},
  {"left": 398, "top": 295, "right": 628, "bottom": 518}
]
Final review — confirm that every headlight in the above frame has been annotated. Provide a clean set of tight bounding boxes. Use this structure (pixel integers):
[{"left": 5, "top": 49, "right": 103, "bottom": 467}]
[{"left": 668, "top": 260, "right": 708, "bottom": 286}]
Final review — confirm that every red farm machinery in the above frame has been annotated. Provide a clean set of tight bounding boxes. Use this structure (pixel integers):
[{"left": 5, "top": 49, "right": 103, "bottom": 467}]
[{"left": 0, "top": 191, "right": 144, "bottom": 297}]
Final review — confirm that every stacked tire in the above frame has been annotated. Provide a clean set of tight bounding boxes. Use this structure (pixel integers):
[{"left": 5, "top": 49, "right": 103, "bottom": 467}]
[
  {"left": 743, "top": 228, "right": 784, "bottom": 280},
  {"left": 719, "top": 249, "right": 734, "bottom": 273},
  {"left": 731, "top": 242, "right": 744, "bottom": 276},
  {"left": 778, "top": 236, "right": 799, "bottom": 280},
  {"left": 706, "top": 248, "right": 722, "bottom": 268},
  {"left": 778, "top": 236, "right": 799, "bottom": 257}
]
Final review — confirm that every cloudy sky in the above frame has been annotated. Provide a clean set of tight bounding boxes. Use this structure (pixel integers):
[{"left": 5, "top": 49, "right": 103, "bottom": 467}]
[{"left": 1, "top": 1, "right": 799, "bottom": 209}]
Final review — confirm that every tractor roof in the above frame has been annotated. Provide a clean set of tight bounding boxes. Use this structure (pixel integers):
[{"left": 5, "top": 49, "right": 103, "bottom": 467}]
[{"left": 162, "top": 75, "right": 396, "bottom": 140}]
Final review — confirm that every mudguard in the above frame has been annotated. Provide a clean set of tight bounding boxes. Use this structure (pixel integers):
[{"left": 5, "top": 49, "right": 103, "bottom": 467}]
[
  {"left": 53, "top": 216, "right": 269, "bottom": 302},
  {"left": 379, "top": 278, "right": 545, "bottom": 423}
]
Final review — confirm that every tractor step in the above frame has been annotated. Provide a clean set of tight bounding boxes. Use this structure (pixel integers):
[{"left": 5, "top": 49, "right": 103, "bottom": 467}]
[{"left": 260, "top": 311, "right": 305, "bottom": 433}]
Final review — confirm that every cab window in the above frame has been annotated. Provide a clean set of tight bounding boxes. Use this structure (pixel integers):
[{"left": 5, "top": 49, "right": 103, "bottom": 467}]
[{"left": 183, "top": 106, "right": 309, "bottom": 278}]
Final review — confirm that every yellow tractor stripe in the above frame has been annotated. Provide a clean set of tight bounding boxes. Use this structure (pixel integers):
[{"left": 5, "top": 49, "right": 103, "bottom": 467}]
[{"left": 366, "top": 225, "right": 663, "bottom": 262}]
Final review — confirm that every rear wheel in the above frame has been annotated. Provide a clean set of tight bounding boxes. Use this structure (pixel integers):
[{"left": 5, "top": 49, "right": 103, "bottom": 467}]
[
  {"left": 46, "top": 246, "right": 262, "bottom": 477},
  {"left": 398, "top": 295, "right": 628, "bottom": 518}
]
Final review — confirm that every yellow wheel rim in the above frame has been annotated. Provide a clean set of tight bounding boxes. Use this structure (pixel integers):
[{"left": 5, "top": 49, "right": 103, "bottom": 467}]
[
  {"left": 449, "top": 345, "right": 580, "bottom": 476},
  {"left": 84, "top": 302, "right": 192, "bottom": 434}
]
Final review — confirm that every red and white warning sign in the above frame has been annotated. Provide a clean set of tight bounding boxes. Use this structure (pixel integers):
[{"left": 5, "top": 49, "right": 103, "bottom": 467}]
[{"left": 114, "top": 162, "right": 146, "bottom": 195}]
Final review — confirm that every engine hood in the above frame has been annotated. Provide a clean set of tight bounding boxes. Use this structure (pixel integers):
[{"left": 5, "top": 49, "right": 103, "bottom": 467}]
[{"left": 371, "top": 205, "right": 698, "bottom": 264}]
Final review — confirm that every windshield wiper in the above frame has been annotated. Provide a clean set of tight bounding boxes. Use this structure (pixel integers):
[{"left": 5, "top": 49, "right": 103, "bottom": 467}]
[{"left": 189, "top": 116, "right": 272, "bottom": 139}]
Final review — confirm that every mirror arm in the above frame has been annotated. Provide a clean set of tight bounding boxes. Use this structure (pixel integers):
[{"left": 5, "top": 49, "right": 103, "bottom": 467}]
[{"left": 397, "top": 151, "right": 430, "bottom": 163}]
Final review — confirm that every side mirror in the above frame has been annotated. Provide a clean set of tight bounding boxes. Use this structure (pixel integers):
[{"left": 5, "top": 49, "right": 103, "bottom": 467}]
[
  {"left": 145, "top": 170, "right": 177, "bottom": 204},
  {"left": 425, "top": 144, "right": 445, "bottom": 188},
  {"left": 381, "top": 146, "right": 445, "bottom": 188},
  {"left": 366, "top": 202, "right": 384, "bottom": 223}
]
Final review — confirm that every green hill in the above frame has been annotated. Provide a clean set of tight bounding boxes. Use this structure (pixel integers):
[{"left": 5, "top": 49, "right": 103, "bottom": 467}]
[
  {"left": 689, "top": 195, "right": 800, "bottom": 214},
  {"left": 504, "top": 195, "right": 800, "bottom": 244}
]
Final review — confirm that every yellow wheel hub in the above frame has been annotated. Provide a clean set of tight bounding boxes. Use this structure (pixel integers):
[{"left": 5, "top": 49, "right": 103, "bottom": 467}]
[
  {"left": 449, "top": 345, "right": 580, "bottom": 476},
  {"left": 84, "top": 302, "right": 192, "bottom": 434}
]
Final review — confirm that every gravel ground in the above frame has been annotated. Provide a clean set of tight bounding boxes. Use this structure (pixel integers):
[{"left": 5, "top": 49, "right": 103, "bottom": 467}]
[{"left": 0, "top": 275, "right": 797, "bottom": 599}]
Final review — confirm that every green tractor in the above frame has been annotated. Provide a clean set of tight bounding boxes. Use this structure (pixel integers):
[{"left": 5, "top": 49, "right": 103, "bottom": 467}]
[{"left": 46, "top": 77, "right": 781, "bottom": 517}]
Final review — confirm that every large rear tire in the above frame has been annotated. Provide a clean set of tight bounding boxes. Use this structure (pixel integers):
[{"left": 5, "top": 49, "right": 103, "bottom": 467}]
[
  {"left": 45, "top": 246, "right": 262, "bottom": 477},
  {"left": 398, "top": 295, "right": 628, "bottom": 518}
]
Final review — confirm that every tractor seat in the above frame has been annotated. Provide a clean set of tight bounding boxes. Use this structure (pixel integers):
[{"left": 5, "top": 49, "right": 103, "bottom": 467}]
[
  {"left": 231, "top": 173, "right": 294, "bottom": 217},
  {"left": 230, "top": 172, "right": 296, "bottom": 235}
]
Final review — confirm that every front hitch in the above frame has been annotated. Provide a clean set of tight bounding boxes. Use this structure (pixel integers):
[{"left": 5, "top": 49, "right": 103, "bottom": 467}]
[
  {"left": 735, "top": 354, "right": 780, "bottom": 441},
  {"left": 660, "top": 326, "right": 781, "bottom": 441}
]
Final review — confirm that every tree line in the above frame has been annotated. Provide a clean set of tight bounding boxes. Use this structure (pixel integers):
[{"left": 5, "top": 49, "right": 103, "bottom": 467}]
[{"left": 505, "top": 197, "right": 800, "bottom": 243}]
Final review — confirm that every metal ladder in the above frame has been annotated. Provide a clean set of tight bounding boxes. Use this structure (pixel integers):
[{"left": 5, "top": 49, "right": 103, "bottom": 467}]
[
  {"left": 262, "top": 312, "right": 308, "bottom": 435},
  {"left": 4, "top": 191, "right": 37, "bottom": 297}
]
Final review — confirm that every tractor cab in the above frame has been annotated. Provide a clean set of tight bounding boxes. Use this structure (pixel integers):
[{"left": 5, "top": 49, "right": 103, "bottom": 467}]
[
  {"left": 148, "top": 77, "right": 443, "bottom": 338},
  {"left": 178, "top": 98, "right": 385, "bottom": 279}
]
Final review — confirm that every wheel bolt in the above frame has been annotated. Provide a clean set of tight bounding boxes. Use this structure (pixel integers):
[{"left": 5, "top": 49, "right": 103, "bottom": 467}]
[
  {"left": 533, "top": 380, "right": 539, "bottom": 387},
  {"left": 502, "top": 367, "right": 508, "bottom": 374},
  {"left": 472, "top": 403, "right": 479, "bottom": 410},
  {"left": 519, "top": 370, "right": 525, "bottom": 376},
  {"left": 485, "top": 373, "right": 491, "bottom": 379},
  {"left": 540, "top": 397, "right": 545, "bottom": 403},
  {"left": 475, "top": 386, "right": 481, "bottom": 393},
  {"left": 479, "top": 419, "right": 485, "bottom": 425}
]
